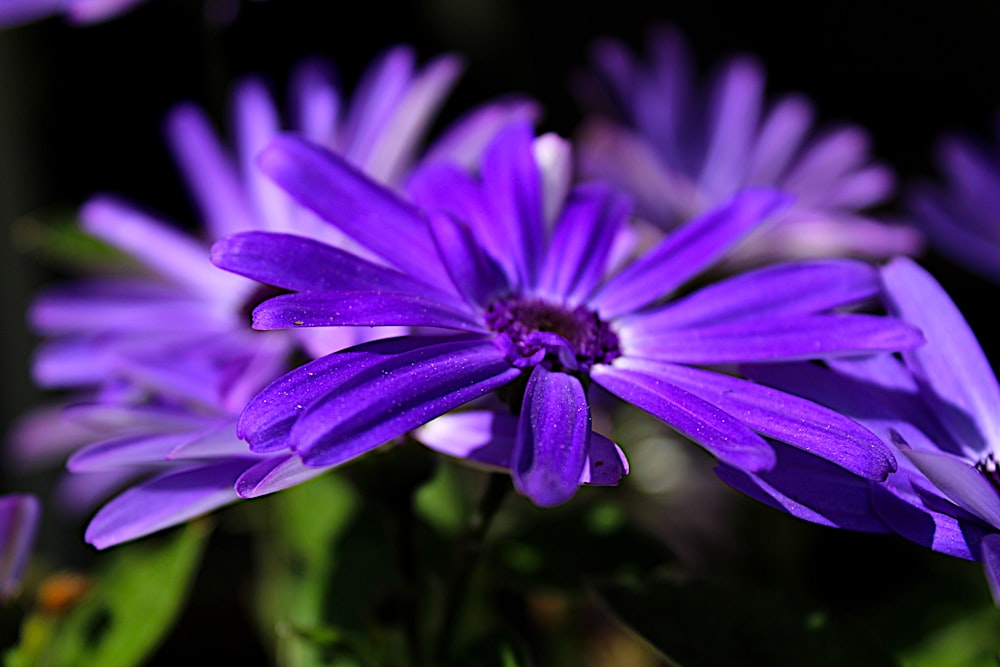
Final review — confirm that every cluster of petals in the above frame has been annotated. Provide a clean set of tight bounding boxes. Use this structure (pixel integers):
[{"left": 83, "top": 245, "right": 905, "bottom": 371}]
[
  {"left": 22, "top": 47, "right": 536, "bottom": 549},
  {"left": 212, "top": 118, "right": 924, "bottom": 509},
  {"left": 575, "top": 24, "right": 922, "bottom": 267},
  {"left": 722, "top": 257, "right": 1000, "bottom": 605}
]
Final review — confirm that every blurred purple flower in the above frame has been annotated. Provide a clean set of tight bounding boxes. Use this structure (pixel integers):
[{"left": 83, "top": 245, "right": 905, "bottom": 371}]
[
  {"left": 0, "top": 495, "right": 39, "bottom": 600},
  {"left": 723, "top": 257, "right": 1000, "bottom": 605},
  {"left": 212, "top": 119, "right": 922, "bottom": 508},
  {"left": 0, "top": 0, "right": 146, "bottom": 26},
  {"left": 575, "top": 25, "right": 922, "bottom": 267},
  {"left": 908, "top": 117, "right": 1000, "bottom": 283},
  {"left": 22, "top": 47, "right": 537, "bottom": 549}
]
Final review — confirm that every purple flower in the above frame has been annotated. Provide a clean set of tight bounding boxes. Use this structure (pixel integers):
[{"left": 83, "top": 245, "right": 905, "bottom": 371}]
[
  {"left": 908, "top": 116, "right": 1000, "bottom": 283},
  {"left": 212, "top": 119, "right": 923, "bottom": 508},
  {"left": 575, "top": 25, "right": 922, "bottom": 268},
  {"left": 0, "top": 495, "right": 39, "bottom": 600},
  {"left": 0, "top": 0, "right": 147, "bottom": 26},
  {"left": 723, "top": 257, "right": 1000, "bottom": 604},
  {"left": 25, "top": 48, "right": 536, "bottom": 549}
]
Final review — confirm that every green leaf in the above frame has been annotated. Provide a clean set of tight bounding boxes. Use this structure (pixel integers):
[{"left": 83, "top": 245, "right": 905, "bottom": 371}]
[
  {"left": 593, "top": 575, "right": 901, "bottom": 667},
  {"left": 6, "top": 521, "right": 209, "bottom": 667},
  {"left": 10, "top": 212, "right": 137, "bottom": 272},
  {"left": 901, "top": 606, "right": 1000, "bottom": 667}
]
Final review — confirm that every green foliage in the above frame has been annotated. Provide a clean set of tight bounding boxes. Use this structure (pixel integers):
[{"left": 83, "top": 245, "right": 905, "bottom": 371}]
[{"left": 4, "top": 522, "right": 209, "bottom": 667}]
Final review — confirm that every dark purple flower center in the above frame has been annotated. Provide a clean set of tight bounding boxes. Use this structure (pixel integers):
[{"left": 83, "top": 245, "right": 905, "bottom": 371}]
[
  {"left": 976, "top": 452, "right": 1000, "bottom": 492},
  {"left": 483, "top": 295, "right": 621, "bottom": 370}
]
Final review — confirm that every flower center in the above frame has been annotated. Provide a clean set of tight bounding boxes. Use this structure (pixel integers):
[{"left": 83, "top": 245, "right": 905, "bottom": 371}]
[
  {"left": 976, "top": 452, "right": 1000, "bottom": 492},
  {"left": 484, "top": 295, "right": 621, "bottom": 370}
]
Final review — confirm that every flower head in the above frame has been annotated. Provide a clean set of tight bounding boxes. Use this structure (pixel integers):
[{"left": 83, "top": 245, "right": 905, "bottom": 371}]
[
  {"left": 575, "top": 24, "right": 922, "bottom": 267},
  {"left": 723, "top": 257, "right": 1000, "bottom": 605},
  {"left": 213, "top": 119, "right": 923, "bottom": 508}
]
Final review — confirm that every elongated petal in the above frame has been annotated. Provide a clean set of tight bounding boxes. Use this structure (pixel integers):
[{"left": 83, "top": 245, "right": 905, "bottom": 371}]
[
  {"left": 80, "top": 197, "right": 243, "bottom": 296},
  {"left": 512, "top": 366, "right": 590, "bottom": 506},
  {"left": 68, "top": 432, "right": 199, "bottom": 472},
  {"left": 0, "top": 496, "right": 39, "bottom": 600},
  {"left": 427, "top": 210, "right": 510, "bottom": 307},
  {"left": 903, "top": 449, "right": 1000, "bottom": 529},
  {"left": 981, "top": 534, "right": 1000, "bottom": 605},
  {"left": 538, "top": 183, "right": 631, "bottom": 304},
  {"left": 235, "top": 455, "right": 328, "bottom": 498},
  {"left": 621, "top": 313, "right": 923, "bottom": 364},
  {"left": 258, "top": 135, "right": 449, "bottom": 288},
  {"left": 882, "top": 257, "right": 1000, "bottom": 454},
  {"left": 291, "top": 338, "right": 521, "bottom": 466},
  {"left": 715, "top": 445, "right": 889, "bottom": 532},
  {"left": 166, "top": 104, "right": 255, "bottom": 239},
  {"left": 620, "top": 259, "right": 880, "bottom": 331},
  {"left": 239, "top": 335, "right": 465, "bottom": 452},
  {"left": 422, "top": 97, "right": 542, "bottom": 173},
  {"left": 590, "top": 188, "right": 791, "bottom": 317},
  {"left": 290, "top": 58, "right": 341, "bottom": 146},
  {"left": 871, "top": 479, "right": 983, "bottom": 560},
  {"left": 85, "top": 460, "right": 252, "bottom": 549},
  {"left": 481, "top": 120, "right": 545, "bottom": 289},
  {"left": 234, "top": 77, "right": 290, "bottom": 234},
  {"left": 616, "top": 359, "right": 894, "bottom": 479},
  {"left": 252, "top": 291, "right": 484, "bottom": 332},
  {"left": 211, "top": 231, "right": 462, "bottom": 307},
  {"left": 591, "top": 364, "right": 774, "bottom": 471}
]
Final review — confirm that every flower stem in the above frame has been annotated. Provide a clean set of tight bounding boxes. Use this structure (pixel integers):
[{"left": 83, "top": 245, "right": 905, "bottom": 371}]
[{"left": 433, "top": 472, "right": 510, "bottom": 663}]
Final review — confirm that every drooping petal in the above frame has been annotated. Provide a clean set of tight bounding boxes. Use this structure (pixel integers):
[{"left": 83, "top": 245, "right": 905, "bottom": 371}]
[
  {"left": 618, "top": 258, "right": 880, "bottom": 331},
  {"left": 512, "top": 366, "right": 590, "bottom": 507},
  {"left": 589, "top": 188, "right": 791, "bottom": 317},
  {"left": 871, "top": 478, "right": 983, "bottom": 560},
  {"left": 620, "top": 313, "right": 923, "bottom": 364},
  {"left": 290, "top": 338, "right": 521, "bottom": 467},
  {"left": 85, "top": 459, "right": 252, "bottom": 549},
  {"left": 252, "top": 290, "right": 485, "bottom": 332},
  {"left": 882, "top": 257, "right": 1000, "bottom": 455},
  {"left": 715, "top": 445, "right": 889, "bottom": 532},
  {"left": 235, "top": 455, "right": 328, "bottom": 498},
  {"left": 538, "top": 182, "right": 632, "bottom": 305},
  {"left": 615, "top": 358, "right": 894, "bottom": 479},
  {"left": 902, "top": 448, "right": 1000, "bottom": 529},
  {"left": 591, "top": 364, "right": 775, "bottom": 471},
  {"left": 257, "top": 135, "right": 449, "bottom": 288}
]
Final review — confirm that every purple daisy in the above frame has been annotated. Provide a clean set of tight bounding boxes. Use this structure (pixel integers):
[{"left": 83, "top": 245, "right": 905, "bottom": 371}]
[
  {"left": 575, "top": 24, "right": 922, "bottom": 268},
  {"left": 908, "top": 115, "right": 1000, "bottom": 284},
  {"left": 25, "top": 48, "right": 537, "bottom": 549},
  {"left": 722, "top": 257, "right": 1000, "bottom": 604},
  {"left": 211, "top": 119, "right": 924, "bottom": 508}
]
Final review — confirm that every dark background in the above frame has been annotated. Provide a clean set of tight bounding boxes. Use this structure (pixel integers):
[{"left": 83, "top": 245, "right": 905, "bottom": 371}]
[{"left": 1, "top": 0, "right": 999, "bottom": 661}]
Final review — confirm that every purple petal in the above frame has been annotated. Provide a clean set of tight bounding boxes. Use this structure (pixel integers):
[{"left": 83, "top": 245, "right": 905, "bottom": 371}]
[
  {"left": 902, "top": 449, "right": 1000, "bottom": 529},
  {"left": 67, "top": 432, "right": 199, "bottom": 472},
  {"left": 211, "top": 231, "right": 462, "bottom": 307},
  {"left": 85, "top": 459, "right": 252, "bottom": 549},
  {"left": 290, "top": 59, "right": 341, "bottom": 146},
  {"left": 618, "top": 259, "right": 880, "bottom": 331},
  {"left": 427, "top": 210, "right": 510, "bottom": 307},
  {"left": 80, "top": 197, "right": 243, "bottom": 295},
  {"left": 871, "top": 479, "right": 983, "bottom": 560},
  {"left": 252, "top": 291, "right": 484, "bottom": 332},
  {"left": 538, "top": 183, "right": 631, "bottom": 305},
  {"left": 290, "top": 337, "right": 521, "bottom": 466},
  {"left": 715, "top": 445, "right": 889, "bottom": 532},
  {"left": 591, "top": 364, "right": 775, "bottom": 471},
  {"left": 235, "top": 455, "right": 328, "bottom": 498},
  {"left": 233, "top": 76, "right": 290, "bottom": 234},
  {"left": 616, "top": 358, "right": 894, "bottom": 479},
  {"left": 980, "top": 534, "right": 1000, "bottom": 606},
  {"left": 580, "top": 434, "right": 630, "bottom": 486},
  {"left": 0, "top": 496, "right": 39, "bottom": 600},
  {"left": 166, "top": 103, "right": 256, "bottom": 239},
  {"left": 621, "top": 313, "right": 923, "bottom": 364},
  {"left": 512, "top": 366, "right": 590, "bottom": 507},
  {"left": 590, "top": 188, "right": 792, "bottom": 318},
  {"left": 481, "top": 120, "right": 545, "bottom": 289},
  {"left": 747, "top": 95, "right": 813, "bottom": 185},
  {"left": 257, "top": 135, "right": 449, "bottom": 288},
  {"left": 882, "top": 257, "right": 1000, "bottom": 455}
]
